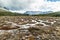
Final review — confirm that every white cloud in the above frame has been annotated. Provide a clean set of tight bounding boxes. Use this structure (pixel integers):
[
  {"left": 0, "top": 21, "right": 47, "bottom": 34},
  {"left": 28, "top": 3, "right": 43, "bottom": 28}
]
[
  {"left": 10, "top": 10, "right": 26, "bottom": 13},
  {"left": 0, "top": 0, "right": 60, "bottom": 13},
  {"left": 46, "top": 2, "right": 60, "bottom": 12}
]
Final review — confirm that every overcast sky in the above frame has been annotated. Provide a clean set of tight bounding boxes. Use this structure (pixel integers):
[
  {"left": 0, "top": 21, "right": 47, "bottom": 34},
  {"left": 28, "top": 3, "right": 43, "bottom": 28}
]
[{"left": 0, "top": 0, "right": 60, "bottom": 13}]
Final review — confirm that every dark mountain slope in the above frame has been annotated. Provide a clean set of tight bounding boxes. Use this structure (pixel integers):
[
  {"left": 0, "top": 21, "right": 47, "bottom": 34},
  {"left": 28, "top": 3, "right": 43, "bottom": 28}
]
[{"left": 0, "top": 8, "right": 29, "bottom": 16}]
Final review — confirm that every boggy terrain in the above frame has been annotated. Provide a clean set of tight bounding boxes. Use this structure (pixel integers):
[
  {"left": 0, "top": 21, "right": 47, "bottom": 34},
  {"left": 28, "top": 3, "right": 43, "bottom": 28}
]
[{"left": 0, "top": 16, "right": 60, "bottom": 40}]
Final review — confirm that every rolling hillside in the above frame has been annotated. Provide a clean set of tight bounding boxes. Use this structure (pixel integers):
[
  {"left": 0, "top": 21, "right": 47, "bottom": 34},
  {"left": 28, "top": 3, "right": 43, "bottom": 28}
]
[
  {"left": 47, "top": 12, "right": 60, "bottom": 17},
  {"left": 0, "top": 7, "right": 60, "bottom": 16},
  {"left": 0, "top": 8, "right": 29, "bottom": 16},
  {"left": 32, "top": 11, "right": 60, "bottom": 17}
]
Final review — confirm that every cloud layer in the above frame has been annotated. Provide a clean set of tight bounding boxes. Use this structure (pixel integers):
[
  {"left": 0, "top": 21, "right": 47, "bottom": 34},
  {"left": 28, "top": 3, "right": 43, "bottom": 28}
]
[{"left": 0, "top": 0, "right": 60, "bottom": 13}]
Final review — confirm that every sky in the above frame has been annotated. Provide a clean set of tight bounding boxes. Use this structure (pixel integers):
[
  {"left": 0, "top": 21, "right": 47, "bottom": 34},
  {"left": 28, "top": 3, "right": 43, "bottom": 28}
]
[{"left": 0, "top": 0, "right": 60, "bottom": 13}]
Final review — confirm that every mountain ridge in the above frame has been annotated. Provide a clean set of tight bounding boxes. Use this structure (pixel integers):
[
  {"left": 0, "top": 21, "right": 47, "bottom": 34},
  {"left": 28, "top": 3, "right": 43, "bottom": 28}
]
[
  {"left": 0, "top": 7, "right": 29, "bottom": 16},
  {"left": 0, "top": 7, "right": 60, "bottom": 17},
  {"left": 24, "top": 11, "right": 53, "bottom": 15}
]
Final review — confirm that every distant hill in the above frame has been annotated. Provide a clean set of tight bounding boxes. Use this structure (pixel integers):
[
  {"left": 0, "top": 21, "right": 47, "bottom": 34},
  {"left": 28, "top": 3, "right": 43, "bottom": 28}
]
[
  {"left": 46, "top": 12, "right": 60, "bottom": 17},
  {"left": 0, "top": 7, "right": 60, "bottom": 17},
  {"left": 24, "top": 11, "right": 53, "bottom": 15},
  {"left": 32, "top": 11, "right": 60, "bottom": 17},
  {"left": 0, "top": 8, "right": 9, "bottom": 12},
  {"left": 0, "top": 8, "right": 29, "bottom": 16}
]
